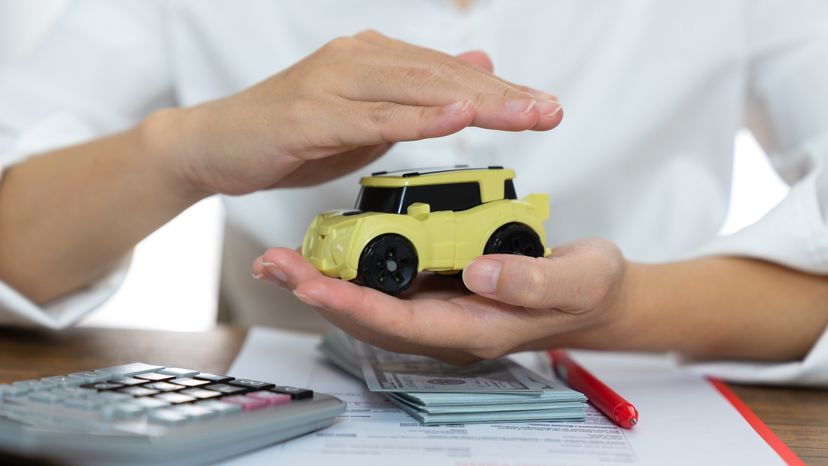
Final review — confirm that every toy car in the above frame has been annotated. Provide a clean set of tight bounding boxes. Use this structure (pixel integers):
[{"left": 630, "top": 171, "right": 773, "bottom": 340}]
[{"left": 301, "top": 166, "right": 551, "bottom": 295}]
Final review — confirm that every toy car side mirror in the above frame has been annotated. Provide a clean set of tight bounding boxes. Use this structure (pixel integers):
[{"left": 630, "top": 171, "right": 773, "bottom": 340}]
[{"left": 406, "top": 202, "right": 430, "bottom": 220}]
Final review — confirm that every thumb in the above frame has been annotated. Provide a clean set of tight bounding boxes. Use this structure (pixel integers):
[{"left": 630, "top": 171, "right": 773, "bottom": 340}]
[
  {"left": 456, "top": 50, "right": 494, "bottom": 72},
  {"left": 462, "top": 254, "right": 585, "bottom": 310}
]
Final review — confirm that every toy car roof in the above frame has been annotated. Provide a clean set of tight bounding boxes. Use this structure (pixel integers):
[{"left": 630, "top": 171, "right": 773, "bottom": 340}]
[{"left": 362, "top": 166, "right": 515, "bottom": 188}]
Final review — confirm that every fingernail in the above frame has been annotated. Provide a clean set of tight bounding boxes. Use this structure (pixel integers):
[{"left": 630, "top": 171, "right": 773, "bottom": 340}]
[
  {"left": 535, "top": 99, "right": 562, "bottom": 117},
  {"left": 261, "top": 261, "right": 288, "bottom": 283},
  {"left": 463, "top": 258, "right": 502, "bottom": 294},
  {"left": 444, "top": 100, "right": 470, "bottom": 114},
  {"left": 252, "top": 272, "right": 264, "bottom": 280},
  {"left": 293, "top": 290, "right": 322, "bottom": 307},
  {"left": 506, "top": 99, "right": 536, "bottom": 114}
]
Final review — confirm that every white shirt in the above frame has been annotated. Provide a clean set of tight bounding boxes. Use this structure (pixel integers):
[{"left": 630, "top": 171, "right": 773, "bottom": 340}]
[{"left": 1, "top": 0, "right": 827, "bottom": 385}]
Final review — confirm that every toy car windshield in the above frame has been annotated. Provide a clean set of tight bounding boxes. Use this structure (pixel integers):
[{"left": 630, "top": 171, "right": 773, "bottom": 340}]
[
  {"left": 355, "top": 181, "right": 486, "bottom": 214},
  {"left": 354, "top": 187, "right": 406, "bottom": 214}
]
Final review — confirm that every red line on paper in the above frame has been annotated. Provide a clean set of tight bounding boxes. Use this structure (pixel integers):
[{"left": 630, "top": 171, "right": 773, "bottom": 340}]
[{"left": 708, "top": 377, "right": 805, "bottom": 466}]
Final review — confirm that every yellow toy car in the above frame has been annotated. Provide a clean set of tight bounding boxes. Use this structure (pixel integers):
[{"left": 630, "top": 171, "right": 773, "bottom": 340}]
[{"left": 301, "top": 166, "right": 551, "bottom": 295}]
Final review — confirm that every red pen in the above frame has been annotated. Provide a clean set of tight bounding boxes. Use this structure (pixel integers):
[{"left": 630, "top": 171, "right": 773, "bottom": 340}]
[{"left": 547, "top": 349, "right": 639, "bottom": 429}]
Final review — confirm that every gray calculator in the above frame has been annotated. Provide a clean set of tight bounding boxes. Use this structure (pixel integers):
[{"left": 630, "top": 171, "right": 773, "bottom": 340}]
[{"left": 0, "top": 362, "right": 346, "bottom": 465}]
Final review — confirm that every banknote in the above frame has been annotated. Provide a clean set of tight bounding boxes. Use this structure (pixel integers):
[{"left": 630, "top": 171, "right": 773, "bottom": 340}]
[
  {"left": 354, "top": 339, "right": 560, "bottom": 393},
  {"left": 317, "top": 329, "right": 587, "bottom": 425},
  {"left": 394, "top": 389, "right": 586, "bottom": 407},
  {"left": 387, "top": 394, "right": 586, "bottom": 425}
]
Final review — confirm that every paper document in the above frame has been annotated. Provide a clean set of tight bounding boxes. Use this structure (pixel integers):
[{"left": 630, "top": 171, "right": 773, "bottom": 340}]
[{"left": 222, "top": 326, "right": 786, "bottom": 466}]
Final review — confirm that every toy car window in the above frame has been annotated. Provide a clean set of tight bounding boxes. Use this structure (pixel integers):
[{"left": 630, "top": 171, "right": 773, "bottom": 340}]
[
  {"left": 401, "top": 182, "right": 481, "bottom": 212},
  {"left": 504, "top": 179, "right": 517, "bottom": 199},
  {"left": 355, "top": 187, "right": 405, "bottom": 213}
]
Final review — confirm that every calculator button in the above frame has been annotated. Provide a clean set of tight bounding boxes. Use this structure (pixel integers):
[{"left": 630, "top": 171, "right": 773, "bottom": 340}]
[
  {"left": 3, "top": 385, "right": 31, "bottom": 396},
  {"left": 222, "top": 395, "right": 270, "bottom": 411},
  {"left": 171, "top": 405, "right": 217, "bottom": 421},
  {"left": 108, "top": 376, "right": 147, "bottom": 386},
  {"left": 148, "top": 408, "right": 190, "bottom": 426},
  {"left": 134, "top": 372, "right": 176, "bottom": 382},
  {"left": 39, "top": 376, "right": 73, "bottom": 388},
  {"left": 247, "top": 391, "right": 291, "bottom": 407},
  {"left": 96, "top": 363, "right": 164, "bottom": 376},
  {"left": 144, "top": 382, "right": 185, "bottom": 392},
  {"left": 180, "top": 388, "right": 222, "bottom": 400},
  {"left": 204, "top": 383, "right": 248, "bottom": 395},
  {"left": 68, "top": 371, "right": 109, "bottom": 384},
  {"left": 97, "top": 392, "right": 132, "bottom": 402},
  {"left": 81, "top": 382, "right": 125, "bottom": 391},
  {"left": 12, "top": 380, "right": 39, "bottom": 389},
  {"left": 158, "top": 368, "right": 199, "bottom": 378},
  {"left": 154, "top": 393, "right": 197, "bottom": 404},
  {"left": 169, "top": 377, "right": 211, "bottom": 387},
  {"left": 105, "top": 403, "right": 146, "bottom": 419},
  {"left": 64, "top": 397, "right": 106, "bottom": 410},
  {"left": 271, "top": 386, "right": 314, "bottom": 400},
  {"left": 195, "top": 400, "right": 243, "bottom": 416},
  {"left": 131, "top": 397, "right": 170, "bottom": 410},
  {"left": 193, "top": 373, "right": 234, "bottom": 384},
  {"left": 58, "top": 387, "right": 96, "bottom": 399},
  {"left": 227, "top": 379, "right": 275, "bottom": 391},
  {"left": 4, "top": 395, "right": 30, "bottom": 406},
  {"left": 117, "top": 387, "right": 161, "bottom": 397},
  {"left": 29, "top": 391, "right": 63, "bottom": 404}
]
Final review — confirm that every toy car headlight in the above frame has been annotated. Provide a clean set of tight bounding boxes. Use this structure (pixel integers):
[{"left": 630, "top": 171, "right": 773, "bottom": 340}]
[{"left": 329, "top": 226, "right": 354, "bottom": 265}]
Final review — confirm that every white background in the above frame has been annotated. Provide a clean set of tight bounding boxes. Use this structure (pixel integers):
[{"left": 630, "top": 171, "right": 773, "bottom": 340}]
[{"left": 0, "top": 0, "right": 788, "bottom": 332}]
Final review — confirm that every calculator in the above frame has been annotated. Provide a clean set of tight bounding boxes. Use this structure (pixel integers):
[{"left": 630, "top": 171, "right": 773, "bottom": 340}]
[{"left": 0, "top": 362, "right": 346, "bottom": 465}]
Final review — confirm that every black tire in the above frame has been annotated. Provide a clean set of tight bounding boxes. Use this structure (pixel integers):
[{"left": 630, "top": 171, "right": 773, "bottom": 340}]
[
  {"left": 357, "top": 234, "right": 419, "bottom": 295},
  {"left": 483, "top": 223, "right": 544, "bottom": 257}
]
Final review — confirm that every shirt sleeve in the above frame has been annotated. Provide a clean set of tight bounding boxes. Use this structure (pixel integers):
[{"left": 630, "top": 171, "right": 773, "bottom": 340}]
[
  {"left": 0, "top": 0, "right": 173, "bottom": 328},
  {"left": 682, "top": 0, "right": 828, "bottom": 386}
]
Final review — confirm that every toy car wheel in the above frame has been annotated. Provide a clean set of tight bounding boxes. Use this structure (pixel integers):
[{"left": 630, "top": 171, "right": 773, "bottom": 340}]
[
  {"left": 484, "top": 223, "right": 544, "bottom": 257},
  {"left": 358, "top": 234, "right": 419, "bottom": 295}
]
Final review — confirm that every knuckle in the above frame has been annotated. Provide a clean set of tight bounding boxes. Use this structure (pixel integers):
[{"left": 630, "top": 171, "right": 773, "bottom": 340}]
[
  {"left": 470, "top": 90, "right": 487, "bottom": 109},
  {"left": 521, "top": 261, "right": 551, "bottom": 304},
  {"left": 322, "top": 35, "right": 359, "bottom": 54},
  {"left": 469, "top": 343, "right": 507, "bottom": 360},
  {"left": 366, "top": 102, "right": 397, "bottom": 127},
  {"left": 434, "top": 56, "right": 463, "bottom": 80},
  {"left": 398, "top": 67, "right": 441, "bottom": 94},
  {"left": 501, "top": 85, "right": 533, "bottom": 100},
  {"left": 354, "top": 29, "right": 384, "bottom": 40}
]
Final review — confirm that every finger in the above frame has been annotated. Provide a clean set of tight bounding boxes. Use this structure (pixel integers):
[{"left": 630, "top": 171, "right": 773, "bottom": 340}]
[
  {"left": 319, "top": 99, "right": 476, "bottom": 147},
  {"left": 298, "top": 275, "right": 580, "bottom": 360},
  {"left": 252, "top": 247, "right": 325, "bottom": 289},
  {"left": 346, "top": 67, "right": 552, "bottom": 131},
  {"left": 354, "top": 31, "right": 522, "bottom": 99},
  {"left": 462, "top": 249, "right": 614, "bottom": 311},
  {"left": 455, "top": 50, "right": 494, "bottom": 72},
  {"left": 333, "top": 34, "right": 560, "bottom": 130}
]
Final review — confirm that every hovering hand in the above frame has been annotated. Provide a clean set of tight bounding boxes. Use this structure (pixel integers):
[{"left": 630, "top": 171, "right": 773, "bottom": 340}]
[
  {"left": 156, "top": 30, "right": 563, "bottom": 197},
  {"left": 253, "top": 239, "right": 634, "bottom": 365}
]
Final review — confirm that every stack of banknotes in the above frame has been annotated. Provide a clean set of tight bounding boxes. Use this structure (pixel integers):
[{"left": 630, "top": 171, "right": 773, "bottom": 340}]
[{"left": 318, "top": 329, "right": 587, "bottom": 425}]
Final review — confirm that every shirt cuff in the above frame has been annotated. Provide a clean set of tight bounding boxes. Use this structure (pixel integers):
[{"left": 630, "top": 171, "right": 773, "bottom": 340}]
[
  {"left": 0, "top": 256, "right": 130, "bottom": 329},
  {"left": 681, "top": 324, "right": 828, "bottom": 386},
  {"left": 678, "top": 132, "right": 828, "bottom": 385}
]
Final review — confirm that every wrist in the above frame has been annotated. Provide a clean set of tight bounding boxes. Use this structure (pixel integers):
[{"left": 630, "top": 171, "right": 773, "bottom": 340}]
[
  {"left": 572, "top": 260, "right": 656, "bottom": 352},
  {"left": 606, "top": 261, "right": 650, "bottom": 349},
  {"left": 136, "top": 107, "right": 213, "bottom": 203}
]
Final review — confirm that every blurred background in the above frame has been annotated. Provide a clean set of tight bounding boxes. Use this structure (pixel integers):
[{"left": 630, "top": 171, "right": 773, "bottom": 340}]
[{"left": 0, "top": 0, "right": 788, "bottom": 332}]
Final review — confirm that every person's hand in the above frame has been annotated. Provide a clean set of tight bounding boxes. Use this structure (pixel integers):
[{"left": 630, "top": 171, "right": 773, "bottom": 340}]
[
  {"left": 151, "top": 30, "right": 563, "bottom": 197},
  {"left": 252, "top": 238, "right": 636, "bottom": 364}
]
